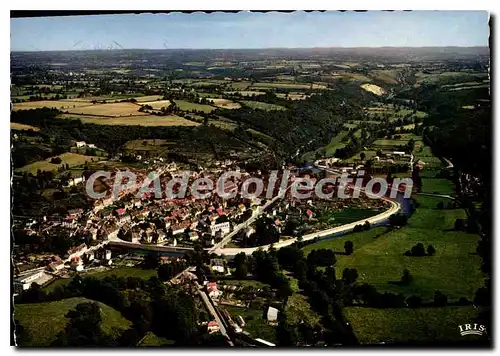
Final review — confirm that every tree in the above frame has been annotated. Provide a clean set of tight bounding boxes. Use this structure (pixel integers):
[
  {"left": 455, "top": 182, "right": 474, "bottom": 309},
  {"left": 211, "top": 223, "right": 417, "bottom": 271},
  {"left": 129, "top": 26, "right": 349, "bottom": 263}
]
[
  {"left": 344, "top": 240, "right": 354, "bottom": 255},
  {"left": 360, "top": 152, "right": 366, "bottom": 161},
  {"left": 363, "top": 221, "right": 371, "bottom": 230},
  {"left": 410, "top": 243, "right": 426, "bottom": 257},
  {"left": 50, "top": 157, "right": 62, "bottom": 164},
  {"left": 454, "top": 218, "right": 465, "bottom": 231},
  {"left": 427, "top": 245, "right": 436, "bottom": 256},
  {"left": 401, "top": 269, "right": 412, "bottom": 284},
  {"left": 143, "top": 254, "right": 160, "bottom": 269},
  {"left": 233, "top": 252, "right": 248, "bottom": 279},
  {"left": 342, "top": 268, "right": 358, "bottom": 285},
  {"left": 406, "top": 295, "right": 422, "bottom": 308},
  {"left": 433, "top": 290, "right": 448, "bottom": 306},
  {"left": 52, "top": 302, "right": 113, "bottom": 346}
]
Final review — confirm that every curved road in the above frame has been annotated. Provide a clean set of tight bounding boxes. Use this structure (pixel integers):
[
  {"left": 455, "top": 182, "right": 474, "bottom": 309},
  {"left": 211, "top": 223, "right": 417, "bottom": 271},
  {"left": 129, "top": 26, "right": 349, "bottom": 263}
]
[{"left": 214, "top": 196, "right": 400, "bottom": 256}]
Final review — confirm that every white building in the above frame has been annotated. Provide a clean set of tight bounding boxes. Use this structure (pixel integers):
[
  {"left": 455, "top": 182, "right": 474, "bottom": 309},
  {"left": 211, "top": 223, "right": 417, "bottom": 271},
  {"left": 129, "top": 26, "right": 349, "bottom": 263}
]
[
  {"left": 267, "top": 306, "right": 279, "bottom": 325},
  {"left": 210, "top": 221, "right": 230, "bottom": 237},
  {"left": 75, "top": 141, "right": 87, "bottom": 148},
  {"left": 14, "top": 271, "right": 44, "bottom": 293}
]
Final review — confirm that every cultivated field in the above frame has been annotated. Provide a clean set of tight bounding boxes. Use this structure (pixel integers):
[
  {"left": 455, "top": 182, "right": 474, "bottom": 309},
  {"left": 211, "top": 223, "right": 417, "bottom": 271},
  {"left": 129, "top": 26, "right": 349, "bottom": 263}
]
[
  {"left": 134, "top": 95, "right": 163, "bottom": 102},
  {"left": 65, "top": 102, "right": 145, "bottom": 117},
  {"left": 207, "top": 98, "right": 241, "bottom": 109},
  {"left": 361, "top": 83, "right": 386, "bottom": 96},
  {"left": 11, "top": 122, "right": 40, "bottom": 131},
  {"left": 59, "top": 114, "right": 199, "bottom": 127},
  {"left": 12, "top": 100, "right": 92, "bottom": 111},
  {"left": 140, "top": 100, "right": 171, "bottom": 110},
  {"left": 16, "top": 152, "right": 97, "bottom": 174},
  {"left": 251, "top": 82, "right": 327, "bottom": 90},
  {"left": 15, "top": 297, "right": 132, "bottom": 346},
  {"left": 175, "top": 100, "right": 215, "bottom": 113}
]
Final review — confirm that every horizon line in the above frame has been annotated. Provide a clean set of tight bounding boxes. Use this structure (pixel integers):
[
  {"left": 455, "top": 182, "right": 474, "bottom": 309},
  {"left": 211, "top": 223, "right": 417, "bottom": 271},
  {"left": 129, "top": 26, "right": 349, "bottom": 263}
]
[{"left": 11, "top": 45, "right": 490, "bottom": 53}]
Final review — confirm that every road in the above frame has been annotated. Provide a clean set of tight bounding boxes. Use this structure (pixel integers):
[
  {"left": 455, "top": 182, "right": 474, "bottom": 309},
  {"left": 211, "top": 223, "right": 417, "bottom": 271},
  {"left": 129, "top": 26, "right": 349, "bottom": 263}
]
[
  {"left": 217, "top": 196, "right": 400, "bottom": 256},
  {"left": 195, "top": 281, "right": 234, "bottom": 346}
]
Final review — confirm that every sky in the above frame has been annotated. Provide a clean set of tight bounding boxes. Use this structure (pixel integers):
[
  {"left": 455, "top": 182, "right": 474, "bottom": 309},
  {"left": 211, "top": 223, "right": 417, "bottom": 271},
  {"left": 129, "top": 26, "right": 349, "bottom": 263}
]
[{"left": 10, "top": 11, "right": 490, "bottom": 51}]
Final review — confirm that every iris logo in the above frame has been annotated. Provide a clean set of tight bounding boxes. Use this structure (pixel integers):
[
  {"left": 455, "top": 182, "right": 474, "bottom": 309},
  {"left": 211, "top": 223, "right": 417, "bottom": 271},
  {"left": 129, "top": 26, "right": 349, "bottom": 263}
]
[{"left": 458, "top": 323, "right": 486, "bottom": 336}]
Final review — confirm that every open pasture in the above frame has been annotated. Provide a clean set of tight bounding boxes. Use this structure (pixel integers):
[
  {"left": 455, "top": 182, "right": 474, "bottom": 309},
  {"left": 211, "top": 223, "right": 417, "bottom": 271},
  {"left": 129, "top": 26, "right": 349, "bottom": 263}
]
[
  {"left": 59, "top": 114, "right": 199, "bottom": 127},
  {"left": 65, "top": 102, "right": 145, "bottom": 117},
  {"left": 140, "top": 100, "right": 171, "bottom": 110},
  {"left": 12, "top": 100, "right": 92, "bottom": 111},
  {"left": 11, "top": 122, "right": 40, "bottom": 131},
  {"left": 208, "top": 98, "right": 241, "bottom": 109}
]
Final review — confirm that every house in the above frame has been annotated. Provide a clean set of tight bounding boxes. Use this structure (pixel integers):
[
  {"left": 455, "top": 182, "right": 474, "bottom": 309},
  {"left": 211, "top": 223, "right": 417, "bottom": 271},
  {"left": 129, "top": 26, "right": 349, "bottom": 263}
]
[
  {"left": 210, "top": 258, "right": 225, "bottom": 274},
  {"left": 206, "top": 282, "right": 221, "bottom": 299},
  {"left": 75, "top": 141, "right": 87, "bottom": 148},
  {"left": 47, "top": 261, "right": 65, "bottom": 272},
  {"left": 14, "top": 270, "right": 44, "bottom": 293},
  {"left": 266, "top": 306, "right": 279, "bottom": 325},
  {"left": 70, "top": 257, "right": 84, "bottom": 271},
  {"left": 67, "top": 243, "right": 88, "bottom": 260},
  {"left": 210, "top": 221, "right": 230, "bottom": 237},
  {"left": 207, "top": 321, "right": 220, "bottom": 334}
]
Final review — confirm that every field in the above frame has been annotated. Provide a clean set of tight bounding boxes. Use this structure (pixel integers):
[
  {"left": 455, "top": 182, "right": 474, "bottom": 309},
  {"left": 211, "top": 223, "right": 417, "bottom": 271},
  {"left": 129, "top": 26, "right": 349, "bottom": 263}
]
[
  {"left": 284, "top": 294, "right": 321, "bottom": 327},
  {"left": 345, "top": 306, "right": 484, "bottom": 344},
  {"left": 12, "top": 100, "right": 92, "bottom": 111},
  {"left": 239, "top": 100, "right": 286, "bottom": 111},
  {"left": 224, "top": 90, "right": 265, "bottom": 97},
  {"left": 207, "top": 98, "right": 241, "bottom": 109},
  {"left": 360, "top": 83, "right": 386, "bottom": 96},
  {"left": 16, "top": 152, "right": 96, "bottom": 174},
  {"left": 65, "top": 102, "right": 145, "bottom": 117},
  {"left": 59, "top": 114, "right": 199, "bottom": 127},
  {"left": 223, "top": 305, "right": 276, "bottom": 343},
  {"left": 43, "top": 267, "right": 158, "bottom": 292},
  {"left": 11, "top": 122, "right": 40, "bottom": 131},
  {"left": 123, "top": 139, "right": 168, "bottom": 151},
  {"left": 316, "top": 207, "right": 382, "bottom": 226},
  {"left": 175, "top": 100, "right": 215, "bottom": 113},
  {"left": 276, "top": 93, "right": 309, "bottom": 100},
  {"left": 134, "top": 95, "right": 164, "bottom": 102},
  {"left": 140, "top": 100, "right": 171, "bottom": 110},
  {"left": 251, "top": 82, "right": 326, "bottom": 90},
  {"left": 15, "top": 297, "right": 132, "bottom": 346},
  {"left": 137, "top": 332, "right": 175, "bottom": 346},
  {"left": 302, "top": 195, "right": 485, "bottom": 301},
  {"left": 421, "top": 178, "right": 455, "bottom": 195}
]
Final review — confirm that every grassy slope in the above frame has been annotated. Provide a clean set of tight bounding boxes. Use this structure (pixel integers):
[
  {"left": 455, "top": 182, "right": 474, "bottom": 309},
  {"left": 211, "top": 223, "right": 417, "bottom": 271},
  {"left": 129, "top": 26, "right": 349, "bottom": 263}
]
[
  {"left": 15, "top": 297, "right": 132, "bottom": 346},
  {"left": 302, "top": 196, "right": 484, "bottom": 301},
  {"left": 223, "top": 305, "right": 277, "bottom": 343},
  {"left": 345, "top": 306, "right": 484, "bottom": 344},
  {"left": 43, "top": 267, "right": 157, "bottom": 292}
]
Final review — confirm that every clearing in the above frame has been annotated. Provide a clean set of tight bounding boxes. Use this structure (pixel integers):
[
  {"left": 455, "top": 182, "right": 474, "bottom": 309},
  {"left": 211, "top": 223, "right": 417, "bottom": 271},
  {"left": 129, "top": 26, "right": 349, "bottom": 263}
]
[
  {"left": 302, "top": 195, "right": 485, "bottom": 301},
  {"left": 12, "top": 100, "right": 92, "bottom": 111},
  {"left": 345, "top": 306, "right": 484, "bottom": 344},
  {"left": 240, "top": 101, "right": 286, "bottom": 111},
  {"left": 16, "top": 152, "right": 97, "bottom": 174},
  {"left": 65, "top": 102, "right": 145, "bottom": 117},
  {"left": 59, "top": 114, "right": 199, "bottom": 127},
  {"left": 11, "top": 122, "right": 40, "bottom": 131},
  {"left": 360, "top": 83, "right": 386, "bottom": 96},
  {"left": 14, "top": 297, "right": 132, "bottom": 346}
]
